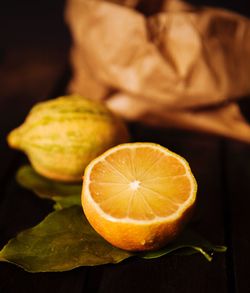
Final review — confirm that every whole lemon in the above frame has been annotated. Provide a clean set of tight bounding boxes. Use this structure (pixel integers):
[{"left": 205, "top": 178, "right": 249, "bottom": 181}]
[{"left": 8, "top": 95, "right": 129, "bottom": 182}]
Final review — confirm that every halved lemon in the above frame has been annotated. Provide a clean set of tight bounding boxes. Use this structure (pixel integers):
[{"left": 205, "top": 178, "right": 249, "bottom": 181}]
[{"left": 82, "top": 142, "right": 197, "bottom": 251}]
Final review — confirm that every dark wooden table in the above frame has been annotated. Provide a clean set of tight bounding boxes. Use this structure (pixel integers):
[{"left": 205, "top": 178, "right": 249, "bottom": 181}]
[{"left": 0, "top": 1, "right": 250, "bottom": 292}]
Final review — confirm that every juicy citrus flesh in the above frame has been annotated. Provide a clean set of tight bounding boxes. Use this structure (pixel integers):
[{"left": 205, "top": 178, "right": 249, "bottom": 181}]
[{"left": 82, "top": 143, "right": 197, "bottom": 251}]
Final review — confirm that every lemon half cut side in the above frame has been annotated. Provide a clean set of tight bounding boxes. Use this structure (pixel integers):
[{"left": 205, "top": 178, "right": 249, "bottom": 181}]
[{"left": 82, "top": 142, "right": 197, "bottom": 251}]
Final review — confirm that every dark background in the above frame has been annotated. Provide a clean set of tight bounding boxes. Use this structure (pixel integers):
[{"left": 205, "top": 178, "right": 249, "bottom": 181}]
[
  {"left": 0, "top": 1, "right": 250, "bottom": 293},
  {"left": 0, "top": 0, "right": 249, "bottom": 100}
]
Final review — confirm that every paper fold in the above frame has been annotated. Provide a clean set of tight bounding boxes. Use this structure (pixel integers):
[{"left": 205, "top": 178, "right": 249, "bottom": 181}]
[{"left": 66, "top": 0, "right": 250, "bottom": 142}]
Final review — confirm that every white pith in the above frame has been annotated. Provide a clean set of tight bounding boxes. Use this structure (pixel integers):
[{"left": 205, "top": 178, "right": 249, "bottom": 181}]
[
  {"left": 129, "top": 180, "right": 141, "bottom": 191},
  {"left": 83, "top": 143, "right": 196, "bottom": 224}
]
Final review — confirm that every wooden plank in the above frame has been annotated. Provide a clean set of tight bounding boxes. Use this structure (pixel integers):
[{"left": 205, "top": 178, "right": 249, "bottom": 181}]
[
  {"left": 96, "top": 125, "right": 228, "bottom": 293},
  {"left": 224, "top": 141, "right": 250, "bottom": 293},
  {"left": 0, "top": 265, "right": 86, "bottom": 293}
]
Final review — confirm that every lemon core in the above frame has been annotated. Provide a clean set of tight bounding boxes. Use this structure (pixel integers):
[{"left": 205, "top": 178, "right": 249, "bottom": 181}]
[{"left": 129, "top": 180, "right": 141, "bottom": 191}]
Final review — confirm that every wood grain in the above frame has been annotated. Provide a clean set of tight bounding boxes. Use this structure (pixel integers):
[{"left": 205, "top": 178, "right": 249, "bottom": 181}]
[{"left": 224, "top": 141, "right": 250, "bottom": 293}]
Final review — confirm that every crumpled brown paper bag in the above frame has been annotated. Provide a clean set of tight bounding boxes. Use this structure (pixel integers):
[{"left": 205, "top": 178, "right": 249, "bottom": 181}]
[{"left": 65, "top": 0, "right": 250, "bottom": 143}]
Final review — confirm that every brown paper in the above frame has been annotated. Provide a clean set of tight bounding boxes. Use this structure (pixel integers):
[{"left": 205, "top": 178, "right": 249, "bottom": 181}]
[{"left": 65, "top": 0, "right": 250, "bottom": 142}]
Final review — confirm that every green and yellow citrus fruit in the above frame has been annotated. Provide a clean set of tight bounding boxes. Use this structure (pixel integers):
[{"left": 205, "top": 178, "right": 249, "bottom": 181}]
[{"left": 8, "top": 95, "right": 129, "bottom": 182}]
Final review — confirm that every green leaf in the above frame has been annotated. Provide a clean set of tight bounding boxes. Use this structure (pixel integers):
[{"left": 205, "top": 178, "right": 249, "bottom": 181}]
[
  {"left": 141, "top": 230, "right": 227, "bottom": 261},
  {"left": 3, "top": 167, "right": 227, "bottom": 271},
  {"left": 16, "top": 165, "right": 82, "bottom": 209},
  {"left": 0, "top": 206, "right": 226, "bottom": 272},
  {"left": 52, "top": 195, "right": 82, "bottom": 210},
  {"left": 0, "top": 206, "right": 132, "bottom": 272}
]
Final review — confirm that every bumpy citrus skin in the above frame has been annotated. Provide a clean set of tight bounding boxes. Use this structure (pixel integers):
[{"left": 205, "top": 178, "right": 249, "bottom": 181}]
[
  {"left": 7, "top": 95, "right": 129, "bottom": 182},
  {"left": 82, "top": 143, "right": 197, "bottom": 251}
]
